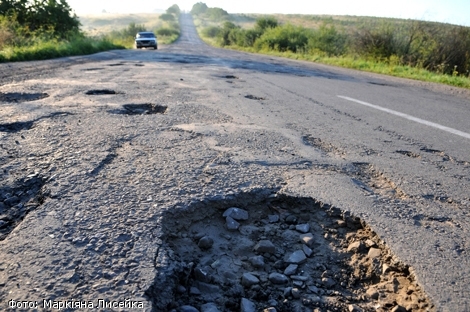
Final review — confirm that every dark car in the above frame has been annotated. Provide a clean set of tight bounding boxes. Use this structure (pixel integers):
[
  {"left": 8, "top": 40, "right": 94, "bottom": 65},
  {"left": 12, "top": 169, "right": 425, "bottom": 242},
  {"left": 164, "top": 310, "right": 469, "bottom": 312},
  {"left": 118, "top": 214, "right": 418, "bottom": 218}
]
[{"left": 135, "top": 32, "right": 158, "bottom": 50}]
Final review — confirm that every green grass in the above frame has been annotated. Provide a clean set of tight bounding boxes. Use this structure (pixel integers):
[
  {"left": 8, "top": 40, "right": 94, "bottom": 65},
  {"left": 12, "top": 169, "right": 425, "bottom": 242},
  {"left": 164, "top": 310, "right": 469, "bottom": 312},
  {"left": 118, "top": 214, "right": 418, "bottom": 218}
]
[{"left": 0, "top": 37, "right": 124, "bottom": 62}]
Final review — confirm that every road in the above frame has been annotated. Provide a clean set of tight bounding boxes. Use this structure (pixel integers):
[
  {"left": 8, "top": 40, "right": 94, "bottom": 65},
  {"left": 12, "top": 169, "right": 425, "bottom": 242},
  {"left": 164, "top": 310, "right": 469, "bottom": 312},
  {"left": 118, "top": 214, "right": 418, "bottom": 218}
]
[{"left": 0, "top": 14, "right": 469, "bottom": 311}]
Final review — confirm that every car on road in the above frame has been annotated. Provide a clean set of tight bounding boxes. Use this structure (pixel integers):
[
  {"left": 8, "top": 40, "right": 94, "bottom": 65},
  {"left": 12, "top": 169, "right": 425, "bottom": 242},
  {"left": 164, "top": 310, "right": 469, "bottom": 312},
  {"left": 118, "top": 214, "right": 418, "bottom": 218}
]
[{"left": 135, "top": 32, "right": 158, "bottom": 50}]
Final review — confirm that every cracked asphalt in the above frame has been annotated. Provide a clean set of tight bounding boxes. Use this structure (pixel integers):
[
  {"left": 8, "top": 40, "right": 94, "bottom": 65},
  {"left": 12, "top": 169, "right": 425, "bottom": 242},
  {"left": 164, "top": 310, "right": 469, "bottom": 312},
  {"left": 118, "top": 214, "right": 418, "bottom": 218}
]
[{"left": 0, "top": 14, "right": 469, "bottom": 311}]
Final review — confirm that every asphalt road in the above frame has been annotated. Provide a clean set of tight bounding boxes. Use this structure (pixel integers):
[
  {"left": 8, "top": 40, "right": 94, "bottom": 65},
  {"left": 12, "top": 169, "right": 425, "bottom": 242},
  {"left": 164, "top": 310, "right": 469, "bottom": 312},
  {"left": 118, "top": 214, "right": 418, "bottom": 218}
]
[{"left": 0, "top": 14, "right": 469, "bottom": 311}]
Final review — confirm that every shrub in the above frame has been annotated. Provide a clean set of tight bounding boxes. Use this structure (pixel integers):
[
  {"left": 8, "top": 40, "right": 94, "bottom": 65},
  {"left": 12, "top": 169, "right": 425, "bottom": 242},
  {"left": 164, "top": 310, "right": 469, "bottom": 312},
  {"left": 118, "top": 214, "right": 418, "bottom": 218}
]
[
  {"left": 308, "top": 24, "right": 347, "bottom": 56},
  {"left": 159, "top": 13, "right": 175, "bottom": 22},
  {"left": 254, "top": 24, "right": 310, "bottom": 52},
  {"left": 202, "top": 26, "right": 221, "bottom": 38}
]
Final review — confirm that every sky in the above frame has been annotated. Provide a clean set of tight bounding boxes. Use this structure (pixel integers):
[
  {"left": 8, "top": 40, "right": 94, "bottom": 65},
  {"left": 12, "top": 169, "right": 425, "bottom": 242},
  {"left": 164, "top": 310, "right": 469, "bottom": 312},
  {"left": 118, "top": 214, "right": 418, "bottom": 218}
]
[{"left": 67, "top": 0, "right": 470, "bottom": 27}]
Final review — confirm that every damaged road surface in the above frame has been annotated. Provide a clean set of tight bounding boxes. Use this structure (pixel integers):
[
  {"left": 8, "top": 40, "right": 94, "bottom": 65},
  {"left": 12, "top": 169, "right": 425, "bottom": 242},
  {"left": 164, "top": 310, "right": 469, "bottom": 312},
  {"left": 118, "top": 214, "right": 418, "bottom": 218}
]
[{"left": 1, "top": 13, "right": 469, "bottom": 312}]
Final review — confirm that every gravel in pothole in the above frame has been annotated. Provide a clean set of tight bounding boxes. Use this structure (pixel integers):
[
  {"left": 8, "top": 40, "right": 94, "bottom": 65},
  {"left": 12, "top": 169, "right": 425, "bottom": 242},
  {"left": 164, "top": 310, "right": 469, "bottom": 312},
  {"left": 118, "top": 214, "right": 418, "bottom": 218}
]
[{"left": 147, "top": 195, "right": 434, "bottom": 312}]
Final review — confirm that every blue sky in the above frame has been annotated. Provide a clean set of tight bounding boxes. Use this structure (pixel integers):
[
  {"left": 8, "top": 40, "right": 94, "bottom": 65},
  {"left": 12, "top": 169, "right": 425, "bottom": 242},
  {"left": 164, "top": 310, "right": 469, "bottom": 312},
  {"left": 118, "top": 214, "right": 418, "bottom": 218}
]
[{"left": 68, "top": 0, "right": 470, "bottom": 26}]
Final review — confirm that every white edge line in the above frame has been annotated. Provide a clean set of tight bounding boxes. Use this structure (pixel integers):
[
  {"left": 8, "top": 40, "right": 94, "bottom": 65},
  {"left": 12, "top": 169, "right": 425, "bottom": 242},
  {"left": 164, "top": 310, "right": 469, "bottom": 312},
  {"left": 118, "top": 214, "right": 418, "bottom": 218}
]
[{"left": 337, "top": 95, "right": 470, "bottom": 140}]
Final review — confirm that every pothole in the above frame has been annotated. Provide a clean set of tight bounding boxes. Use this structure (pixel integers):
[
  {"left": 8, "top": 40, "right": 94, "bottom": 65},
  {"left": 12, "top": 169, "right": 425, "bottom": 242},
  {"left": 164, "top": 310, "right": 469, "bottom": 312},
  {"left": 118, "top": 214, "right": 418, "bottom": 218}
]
[
  {"left": 302, "top": 135, "right": 344, "bottom": 156},
  {"left": 396, "top": 150, "right": 421, "bottom": 159},
  {"left": 0, "top": 92, "right": 49, "bottom": 102},
  {"left": 82, "top": 68, "right": 104, "bottom": 71},
  {"left": 0, "top": 175, "right": 47, "bottom": 240},
  {"left": 146, "top": 193, "right": 434, "bottom": 312},
  {"left": 0, "top": 120, "right": 34, "bottom": 132},
  {"left": 245, "top": 95, "right": 266, "bottom": 100},
  {"left": 121, "top": 103, "right": 167, "bottom": 115},
  {"left": 85, "top": 89, "right": 120, "bottom": 95},
  {"left": 225, "top": 75, "right": 239, "bottom": 79}
]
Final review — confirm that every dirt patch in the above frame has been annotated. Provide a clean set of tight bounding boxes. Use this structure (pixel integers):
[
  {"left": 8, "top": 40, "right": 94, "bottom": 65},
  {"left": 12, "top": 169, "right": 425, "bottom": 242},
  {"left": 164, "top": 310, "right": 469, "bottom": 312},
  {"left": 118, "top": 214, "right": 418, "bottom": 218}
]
[
  {"left": 0, "top": 175, "right": 47, "bottom": 241},
  {"left": 121, "top": 104, "right": 168, "bottom": 115},
  {"left": 245, "top": 95, "right": 266, "bottom": 100},
  {"left": 0, "top": 92, "right": 49, "bottom": 103},
  {"left": 85, "top": 89, "right": 119, "bottom": 95},
  {"left": 146, "top": 193, "right": 434, "bottom": 312}
]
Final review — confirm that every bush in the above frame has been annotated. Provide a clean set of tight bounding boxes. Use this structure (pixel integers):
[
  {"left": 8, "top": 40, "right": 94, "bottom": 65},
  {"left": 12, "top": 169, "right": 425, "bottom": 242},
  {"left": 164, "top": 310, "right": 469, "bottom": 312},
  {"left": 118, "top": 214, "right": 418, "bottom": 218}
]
[
  {"left": 159, "top": 13, "right": 175, "bottom": 22},
  {"left": 308, "top": 24, "right": 347, "bottom": 56},
  {"left": 202, "top": 26, "right": 221, "bottom": 38},
  {"left": 254, "top": 24, "right": 310, "bottom": 52}
]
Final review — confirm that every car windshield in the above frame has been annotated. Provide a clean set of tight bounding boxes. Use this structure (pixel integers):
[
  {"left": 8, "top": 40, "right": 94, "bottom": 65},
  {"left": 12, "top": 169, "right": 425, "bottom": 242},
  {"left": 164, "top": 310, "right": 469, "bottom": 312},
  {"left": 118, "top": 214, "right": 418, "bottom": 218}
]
[{"left": 136, "top": 33, "right": 155, "bottom": 38}]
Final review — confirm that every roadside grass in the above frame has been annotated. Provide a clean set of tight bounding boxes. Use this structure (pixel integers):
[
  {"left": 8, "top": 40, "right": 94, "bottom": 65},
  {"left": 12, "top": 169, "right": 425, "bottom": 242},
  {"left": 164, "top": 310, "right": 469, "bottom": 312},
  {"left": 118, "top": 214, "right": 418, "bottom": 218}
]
[
  {"left": 0, "top": 36, "right": 124, "bottom": 62},
  {"left": 193, "top": 14, "right": 470, "bottom": 90},
  {"left": 0, "top": 12, "right": 181, "bottom": 63}
]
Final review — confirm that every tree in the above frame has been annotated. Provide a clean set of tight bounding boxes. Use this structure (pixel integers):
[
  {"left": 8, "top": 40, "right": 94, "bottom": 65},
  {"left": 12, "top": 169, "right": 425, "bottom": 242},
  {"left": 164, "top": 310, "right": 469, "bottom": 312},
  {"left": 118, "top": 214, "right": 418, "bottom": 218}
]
[
  {"left": 166, "top": 4, "right": 180, "bottom": 16},
  {"left": 159, "top": 13, "right": 175, "bottom": 22},
  {"left": 190, "top": 2, "right": 208, "bottom": 15},
  {"left": 0, "top": 0, "right": 80, "bottom": 37}
]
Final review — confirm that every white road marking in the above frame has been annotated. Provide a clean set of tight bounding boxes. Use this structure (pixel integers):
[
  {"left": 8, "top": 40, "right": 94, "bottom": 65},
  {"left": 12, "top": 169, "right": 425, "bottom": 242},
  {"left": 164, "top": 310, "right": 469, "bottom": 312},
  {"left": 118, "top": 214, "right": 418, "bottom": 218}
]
[{"left": 338, "top": 95, "right": 470, "bottom": 140}]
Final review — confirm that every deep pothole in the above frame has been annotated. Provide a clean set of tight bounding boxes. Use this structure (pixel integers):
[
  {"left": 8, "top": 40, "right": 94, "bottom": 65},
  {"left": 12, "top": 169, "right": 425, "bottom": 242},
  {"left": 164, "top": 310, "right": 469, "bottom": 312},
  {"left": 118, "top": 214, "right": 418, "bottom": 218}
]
[
  {"left": 0, "top": 92, "right": 49, "bottom": 102},
  {"left": 0, "top": 175, "right": 47, "bottom": 240},
  {"left": 121, "top": 103, "right": 168, "bottom": 115},
  {"left": 146, "top": 193, "right": 434, "bottom": 312},
  {"left": 245, "top": 95, "right": 266, "bottom": 100},
  {"left": 85, "top": 89, "right": 120, "bottom": 95}
]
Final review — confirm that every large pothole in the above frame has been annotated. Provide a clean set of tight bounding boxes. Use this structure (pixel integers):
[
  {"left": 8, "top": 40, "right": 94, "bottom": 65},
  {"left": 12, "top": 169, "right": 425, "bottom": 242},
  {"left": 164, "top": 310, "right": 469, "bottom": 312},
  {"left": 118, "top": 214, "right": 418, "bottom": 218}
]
[
  {"left": 0, "top": 92, "right": 49, "bottom": 102},
  {"left": 146, "top": 193, "right": 434, "bottom": 312},
  {"left": 0, "top": 175, "right": 47, "bottom": 240},
  {"left": 122, "top": 103, "right": 167, "bottom": 115}
]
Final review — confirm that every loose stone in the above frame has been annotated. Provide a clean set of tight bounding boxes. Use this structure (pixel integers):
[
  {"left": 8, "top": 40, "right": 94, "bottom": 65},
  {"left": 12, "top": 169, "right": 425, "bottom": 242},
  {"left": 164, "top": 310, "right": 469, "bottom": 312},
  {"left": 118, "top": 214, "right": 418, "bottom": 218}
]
[
  {"left": 268, "top": 215, "right": 279, "bottom": 223},
  {"left": 368, "top": 248, "right": 381, "bottom": 259},
  {"left": 200, "top": 303, "right": 221, "bottom": 312},
  {"left": 322, "top": 277, "right": 336, "bottom": 288},
  {"left": 285, "top": 215, "right": 297, "bottom": 224},
  {"left": 347, "top": 241, "right": 364, "bottom": 253},
  {"left": 295, "top": 223, "right": 310, "bottom": 233},
  {"left": 269, "top": 273, "right": 289, "bottom": 284},
  {"left": 198, "top": 236, "right": 214, "bottom": 250},
  {"left": 179, "top": 306, "right": 199, "bottom": 312},
  {"left": 254, "top": 240, "right": 276, "bottom": 254},
  {"left": 249, "top": 255, "right": 265, "bottom": 268},
  {"left": 302, "top": 245, "right": 313, "bottom": 257},
  {"left": 299, "top": 233, "right": 315, "bottom": 247},
  {"left": 286, "top": 250, "right": 307, "bottom": 264},
  {"left": 226, "top": 216, "right": 240, "bottom": 231},
  {"left": 241, "top": 273, "right": 260, "bottom": 287},
  {"left": 283, "top": 264, "right": 298, "bottom": 276},
  {"left": 223, "top": 207, "right": 249, "bottom": 221},
  {"left": 240, "top": 298, "right": 256, "bottom": 312},
  {"left": 348, "top": 305, "right": 363, "bottom": 312},
  {"left": 291, "top": 288, "right": 301, "bottom": 299},
  {"left": 189, "top": 287, "right": 201, "bottom": 295}
]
